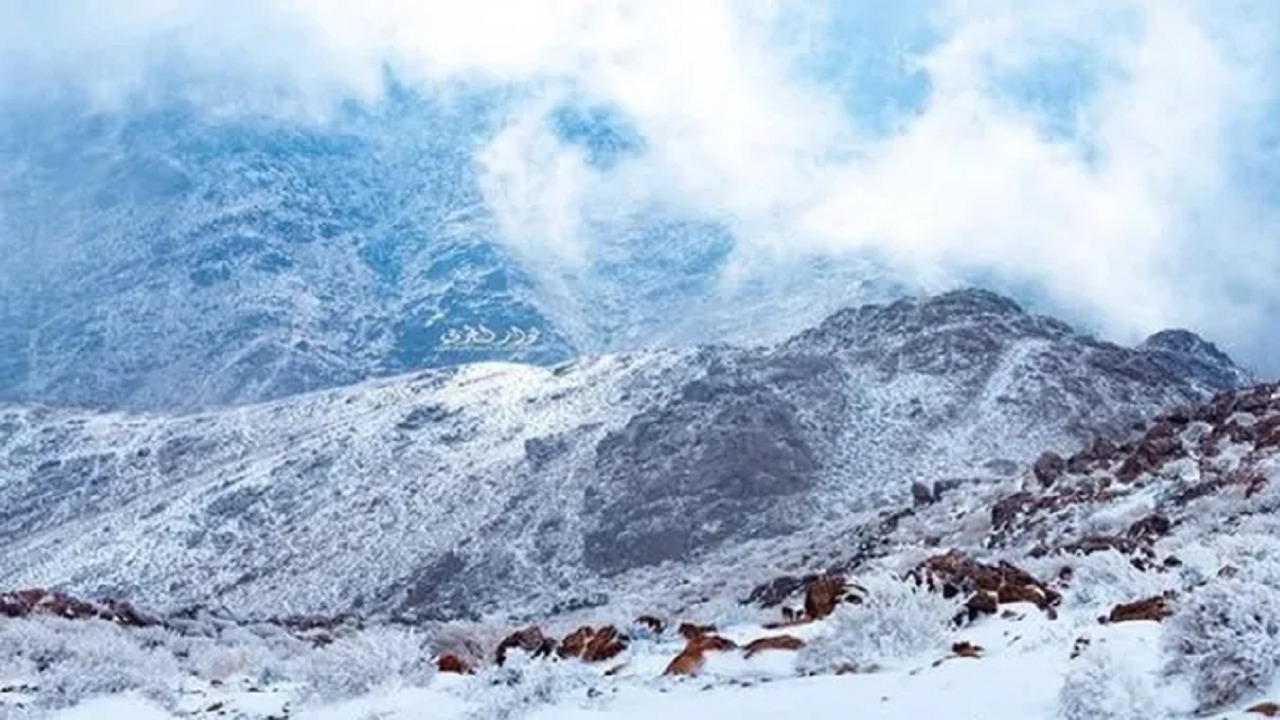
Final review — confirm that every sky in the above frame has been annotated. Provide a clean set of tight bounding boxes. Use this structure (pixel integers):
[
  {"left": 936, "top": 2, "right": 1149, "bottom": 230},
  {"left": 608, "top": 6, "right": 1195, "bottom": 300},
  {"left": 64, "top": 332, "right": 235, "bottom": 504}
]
[{"left": 2, "top": 0, "right": 1279, "bottom": 372}]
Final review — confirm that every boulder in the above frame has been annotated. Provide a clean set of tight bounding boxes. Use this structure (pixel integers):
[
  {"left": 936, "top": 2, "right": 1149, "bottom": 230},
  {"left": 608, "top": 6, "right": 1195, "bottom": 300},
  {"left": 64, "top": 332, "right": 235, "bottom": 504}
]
[{"left": 743, "top": 635, "right": 805, "bottom": 658}]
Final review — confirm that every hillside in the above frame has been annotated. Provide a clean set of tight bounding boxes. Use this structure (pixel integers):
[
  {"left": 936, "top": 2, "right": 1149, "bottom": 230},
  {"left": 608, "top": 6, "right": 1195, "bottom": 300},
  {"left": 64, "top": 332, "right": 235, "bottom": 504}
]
[
  {"left": 0, "top": 289, "right": 1249, "bottom": 623},
  {"left": 4, "top": 379, "right": 1279, "bottom": 720}
]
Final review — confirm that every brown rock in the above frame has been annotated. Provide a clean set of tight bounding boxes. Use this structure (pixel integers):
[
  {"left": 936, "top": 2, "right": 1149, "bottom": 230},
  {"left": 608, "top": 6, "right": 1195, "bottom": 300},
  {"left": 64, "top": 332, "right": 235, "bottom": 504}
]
[
  {"left": 743, "top": 635, "right": 806, "bottom": 658},
  {"left": 951, "top": 641, "right": 983, "bottom": 658},
  {"left": 495, "top": 626, "right": 554, "bottom": 665},
  {"left": 1126, "top": 514, "right": 1171, "bottom": 541},
  {"left": 911, "top": 550, "right": 1059, "bottom": 620},
  {"left": 1104, "top": 596, "right": 1172, "bottom": 624},
  {"left": 558, "top": 626, "right": 595, "bottom": 659},
  {"left": 692, "top": 634, "right": 739, "bottom": 652},
  {"left": 991, "top": 492, "right": 1037, "bottom": 530},
  {"left": 966, "top": 590, "right": 999, "bottom": 618},
  {"left": 804, "top": 576, "right": 846, "bottom": 620},
  {"left": 1248, "top": 701, "right": 1280, "bottom": 717},
  {"left": 437, "top": 653, "right": 473, "bottom": 674},
  {"left": 678, "top": 622, "right": 717, "bottom": 641},
  {"left": 663, "top": 634, "right": 737, "bottom": 677},
  {"left": 664, "top": 647, "right": 706, "bottom": 676},
  {"left": 582, "top": 626, "right": 628, "bottom": 662}
]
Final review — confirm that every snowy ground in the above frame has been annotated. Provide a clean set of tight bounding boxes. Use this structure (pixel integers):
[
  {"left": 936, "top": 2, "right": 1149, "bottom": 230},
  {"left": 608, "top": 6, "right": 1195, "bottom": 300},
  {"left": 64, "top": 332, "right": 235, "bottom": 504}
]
[{"left": 4, "top": 600, "right": 1275, "bottom": 720}]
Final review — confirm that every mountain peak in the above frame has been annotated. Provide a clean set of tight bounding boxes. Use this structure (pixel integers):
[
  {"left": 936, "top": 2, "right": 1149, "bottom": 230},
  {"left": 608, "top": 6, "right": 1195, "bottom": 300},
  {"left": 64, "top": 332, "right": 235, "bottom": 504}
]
[
  {"left": 920, "top": 287, "right": 1026, "bottom": 317},
  {"left": 1139, "top": 328, "right": 1252, "bottom": 393}
]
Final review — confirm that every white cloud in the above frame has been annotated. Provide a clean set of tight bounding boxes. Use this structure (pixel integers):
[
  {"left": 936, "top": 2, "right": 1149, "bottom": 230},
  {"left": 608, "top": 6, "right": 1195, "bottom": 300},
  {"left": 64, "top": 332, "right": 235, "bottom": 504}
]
[{"left": 1, "top": 0, "right": 1278, "bottom": 366}]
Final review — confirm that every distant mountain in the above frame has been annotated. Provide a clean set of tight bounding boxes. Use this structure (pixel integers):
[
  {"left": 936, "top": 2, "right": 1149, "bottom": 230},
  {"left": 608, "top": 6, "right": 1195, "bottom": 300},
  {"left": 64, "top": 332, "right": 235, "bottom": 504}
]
[
  {"left": 0, "top": 289, "right": 1250, "bottom": 621},
  {"left": 2, "top": 94, "right": 885, "bottom": 414},
  {"left": 0, "top": 95, "right": 575, "bottom": 412}
]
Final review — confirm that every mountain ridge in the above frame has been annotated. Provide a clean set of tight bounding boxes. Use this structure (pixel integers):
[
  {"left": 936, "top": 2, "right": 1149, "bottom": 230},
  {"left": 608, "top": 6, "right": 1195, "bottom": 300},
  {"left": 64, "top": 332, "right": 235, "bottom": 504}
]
[{"left": 0, "top": 289, "right": 1252, "bottom": 623}]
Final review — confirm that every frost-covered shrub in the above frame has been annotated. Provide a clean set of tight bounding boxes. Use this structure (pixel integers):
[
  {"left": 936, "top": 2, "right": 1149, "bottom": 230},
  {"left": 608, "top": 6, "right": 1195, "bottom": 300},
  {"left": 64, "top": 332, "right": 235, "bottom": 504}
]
[
  {"left": 686, "top": 595, "right": 774, "bottom": 630},
  {"left": 1163, "top": 579, "right": 1280, "bottom": 709},
  {"left": 1049, "top": 550, "right": 1173, "bottom": 609},
  {"left": 298, "top": 625, "right": 433, "bottom": 701},
  {"left": 1057, "top": 642, "right": 1155, "bottom": 720},
  {"left": 432, "top": 620, "right": 510, "bottom": 670},
  {"left": 797, "top": 574, "right": 960, "bottom": 673},
  {"left": 0, "top": 617, "right": 183, "bottom": 709},
  {"left": 184, "top": 622, "right": 304, "bottom": 686},
  {"left": 463, "top": 652, "right": 606, "bottom": 720}
]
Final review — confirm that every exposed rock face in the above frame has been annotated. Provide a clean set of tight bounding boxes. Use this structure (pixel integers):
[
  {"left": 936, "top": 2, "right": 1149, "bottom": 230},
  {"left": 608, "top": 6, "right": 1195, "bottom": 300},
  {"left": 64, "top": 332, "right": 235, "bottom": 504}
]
[
  {"left": 0, "top": 290, "right": 1250, "bottom": 621},
  {"left": 582, "top": 352, "right": 842, "bottom": 574}
]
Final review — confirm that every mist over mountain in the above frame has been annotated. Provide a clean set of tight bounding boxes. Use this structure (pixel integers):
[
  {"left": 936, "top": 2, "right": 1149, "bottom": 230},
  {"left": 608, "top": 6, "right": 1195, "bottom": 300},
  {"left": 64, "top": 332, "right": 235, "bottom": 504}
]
[
  {"left": 3, "top": 0, "right": 1280, "bottom": 418},
  {"left": 6, "top": 5, "right": 1280, "bottom": 718}
]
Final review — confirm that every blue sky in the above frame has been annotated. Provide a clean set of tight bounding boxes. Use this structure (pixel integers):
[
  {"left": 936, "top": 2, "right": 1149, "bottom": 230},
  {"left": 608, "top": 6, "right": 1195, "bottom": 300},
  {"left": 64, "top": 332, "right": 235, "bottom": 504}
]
[{"left": 1, "top": 0, "right": 1279, "bottom": 372}]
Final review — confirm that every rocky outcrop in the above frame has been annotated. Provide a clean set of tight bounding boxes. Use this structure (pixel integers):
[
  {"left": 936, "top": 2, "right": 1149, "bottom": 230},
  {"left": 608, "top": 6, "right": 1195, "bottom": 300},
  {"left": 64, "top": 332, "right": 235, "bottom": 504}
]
[
  {"left": 909, "top": 551, "right": 1060, "bottom": 620},
  {"left": 663, "top": 633, "right": 739, "bottom": 676},
  {"left": 0, "top": 588, "right": 157, "bottom": 627},
  {"left": 494, "top": 627, "right": 556, "bottom": 665},
  {"left": 557, "top": 625, "right": 629, "bottom": 662},
  {"left": 1102, "top": 596, "right": 1173, "bottom": 624}
]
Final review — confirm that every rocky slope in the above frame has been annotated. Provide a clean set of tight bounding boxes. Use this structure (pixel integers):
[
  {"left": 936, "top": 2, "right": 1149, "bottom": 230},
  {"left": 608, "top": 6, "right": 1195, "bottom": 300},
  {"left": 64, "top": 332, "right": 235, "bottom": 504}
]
[
  {"left": 5, "top": 379, "right": 1280, "bottom": 720},
  {"left": 0, "top": 290, "right": 1251, "bottom": 622}
]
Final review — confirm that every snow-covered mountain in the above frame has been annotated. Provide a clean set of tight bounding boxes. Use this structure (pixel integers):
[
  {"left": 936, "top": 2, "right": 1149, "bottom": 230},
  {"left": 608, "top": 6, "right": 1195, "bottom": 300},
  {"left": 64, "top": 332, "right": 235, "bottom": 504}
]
[
  {"left": 0, "top": 289, "right": 1249, "bottom": 623},
  {"left": 0, "top": 96, "right": 898, "bottom": 415},
  {"left": 0, "top": 95, "right": 575, "bottom": 412},
  {"left": 5, "top": 371, "right": 1279, "bottom": 720}
]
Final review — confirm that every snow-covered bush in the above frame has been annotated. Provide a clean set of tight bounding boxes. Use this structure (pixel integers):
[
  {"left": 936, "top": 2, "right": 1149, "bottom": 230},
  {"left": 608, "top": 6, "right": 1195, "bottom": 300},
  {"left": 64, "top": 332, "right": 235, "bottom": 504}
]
[
  {"left": 1045, "top": 549, "right": 1173, "bottom": 609},
  {"left": 463, "top": 651, "right": 606, "bottom": 720},
  {"left": 0, "top": 617, "right": 183, "bottom": 710},
  {"left": 297, "top": 625, "right": 433, "bottom": 701},
  {"left": 1057, "top": 642, "right": 1155, "bottom": 720},
  {"left": 432, "top": 619, "right": 510, "bottom": 670},
  {"left": 1163, "top": 578, "right": 1280, "bottom": 709},
  {"left": 213, "top": 622, "right": 303, "bottom": 685},
  {"left": 797, "top": 574, "right": 960, "bottom": 674},
  {"left": 685, "top": 595, "right": 774, "bottom": 630}
]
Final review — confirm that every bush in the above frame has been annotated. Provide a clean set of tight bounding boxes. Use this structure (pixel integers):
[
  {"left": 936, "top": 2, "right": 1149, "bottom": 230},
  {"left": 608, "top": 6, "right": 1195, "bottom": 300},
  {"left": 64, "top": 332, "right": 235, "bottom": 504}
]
[
  {"left": 297, "top": 625, "right": 433, "bottom": 701},
  {"left": 684, "top": 595, "right": 774, "bottom": 630},
  {"left": 1049, "top": 550, "right": 1174, "bottom": 610},
  {"left": 0, "top": 616, "right": 183, "bottom": 710},
  {"left": 796, "top": 574, "right": 960, "bottom": 674},
  {"left": 462, "top": 651, "right": 605, "bottom": 720},
  {"left": 183, "top": 622, "right": 304, "bottom": 686},
  {"left": 1057, "top": 642, "right": 1155, "bottom": 720},
  {"left": 1162, "top": 578, "right": 1280, "bottom": 710}
]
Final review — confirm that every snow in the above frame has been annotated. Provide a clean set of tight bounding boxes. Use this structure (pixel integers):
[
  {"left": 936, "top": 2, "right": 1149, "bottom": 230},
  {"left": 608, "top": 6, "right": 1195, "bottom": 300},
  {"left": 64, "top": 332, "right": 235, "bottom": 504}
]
[
  {"left": 47, "top": 694, "right": 176, "bottom": 720},
  {"left": 19, "top": 610, "right": 1207, "bottom": 720}
]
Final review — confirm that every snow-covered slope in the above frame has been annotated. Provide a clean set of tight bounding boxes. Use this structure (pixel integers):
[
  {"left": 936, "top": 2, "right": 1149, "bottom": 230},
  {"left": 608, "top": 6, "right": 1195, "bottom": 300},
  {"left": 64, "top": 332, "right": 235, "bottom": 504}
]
[
  {"left": 6, "top": 381, "right": 1280, "bottom": 720},
  {"left": 0, "top": 290, "right": 1248, "bottom": 622}
]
